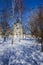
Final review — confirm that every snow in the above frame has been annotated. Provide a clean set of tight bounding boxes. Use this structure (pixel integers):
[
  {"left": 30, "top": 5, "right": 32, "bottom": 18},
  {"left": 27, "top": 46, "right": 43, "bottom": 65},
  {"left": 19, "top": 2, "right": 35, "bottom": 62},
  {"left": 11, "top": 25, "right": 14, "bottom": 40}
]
[
  {"left": 0, "top": 38, "right": 4, "bottom": 43},
  {"left": 0, "top": 37, "right": 43, "bottom": 65}
]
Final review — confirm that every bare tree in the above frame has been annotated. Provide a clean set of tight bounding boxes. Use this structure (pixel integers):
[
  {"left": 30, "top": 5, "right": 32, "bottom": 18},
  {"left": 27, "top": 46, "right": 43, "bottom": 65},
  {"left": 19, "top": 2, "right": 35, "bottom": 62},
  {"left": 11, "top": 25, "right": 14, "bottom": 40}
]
[
  {"left": 28, "top": 6, "right": 43, "bottom": 51},
  {"left": 12, "top": 0, "right": 24, "bottom": 22},
  {"left": 1, "top": 9, "right": 10, "bottom": 41},
  {"left": 12, "top": 0, "right": 24, "bottom": 44}
]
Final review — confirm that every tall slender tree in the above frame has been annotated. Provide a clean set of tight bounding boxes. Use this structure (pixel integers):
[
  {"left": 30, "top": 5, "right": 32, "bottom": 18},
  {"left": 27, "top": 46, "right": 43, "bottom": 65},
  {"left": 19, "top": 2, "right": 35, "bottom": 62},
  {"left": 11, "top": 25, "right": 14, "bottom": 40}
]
[{"left": 12, "top": 0, "right": 24, "bottom": 22}]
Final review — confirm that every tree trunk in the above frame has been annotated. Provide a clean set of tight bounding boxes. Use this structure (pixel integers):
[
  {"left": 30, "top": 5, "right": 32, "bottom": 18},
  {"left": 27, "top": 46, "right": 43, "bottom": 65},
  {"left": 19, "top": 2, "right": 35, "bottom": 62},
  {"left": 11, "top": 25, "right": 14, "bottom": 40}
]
[
  {"left": 41, "top": 43, "right": 43, "bottom": 52},
  {"left": 4, "top": 36, "right": 6, "bottom": 41},
  {"left": 12, "top": 38, "right": 13, "bottom": 44}
]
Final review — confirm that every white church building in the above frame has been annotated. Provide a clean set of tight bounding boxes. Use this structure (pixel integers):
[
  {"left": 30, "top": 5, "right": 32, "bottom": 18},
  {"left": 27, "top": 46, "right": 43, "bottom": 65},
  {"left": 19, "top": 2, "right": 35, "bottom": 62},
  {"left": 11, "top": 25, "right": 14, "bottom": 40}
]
[{"left": 13, "top": 20, "right": 23, "bottom": 39}]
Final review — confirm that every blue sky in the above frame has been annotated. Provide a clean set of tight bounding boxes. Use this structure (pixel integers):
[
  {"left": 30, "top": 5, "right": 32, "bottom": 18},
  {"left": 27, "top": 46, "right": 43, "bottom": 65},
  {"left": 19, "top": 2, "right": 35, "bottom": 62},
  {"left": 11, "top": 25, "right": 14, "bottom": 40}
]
[
  {"left": 24, "top": 0, "right": 43, "bottom": 9},
  {"left": 0, "top": 0, "right": 43, "bottom": 10},
  {"left": 0, "top": 0, "right": 43, "bottom": 26}
]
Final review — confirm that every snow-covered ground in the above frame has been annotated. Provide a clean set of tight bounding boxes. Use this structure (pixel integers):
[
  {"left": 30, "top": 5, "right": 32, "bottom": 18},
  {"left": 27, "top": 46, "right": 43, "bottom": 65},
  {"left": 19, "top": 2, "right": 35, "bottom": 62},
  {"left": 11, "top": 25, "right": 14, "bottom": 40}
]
[{"left": 0, "top": 37, "right": 43, "bottom": 65}]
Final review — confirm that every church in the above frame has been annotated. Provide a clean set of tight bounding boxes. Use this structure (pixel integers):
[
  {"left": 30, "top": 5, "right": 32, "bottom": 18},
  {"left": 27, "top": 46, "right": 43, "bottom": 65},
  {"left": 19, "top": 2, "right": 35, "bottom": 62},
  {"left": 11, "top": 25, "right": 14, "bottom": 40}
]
[{"left": 13, "top": 19, "right": 23, "bottom": 39}]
